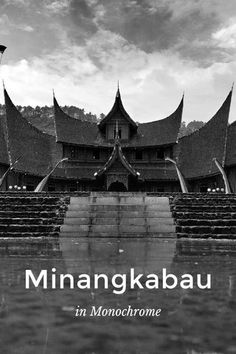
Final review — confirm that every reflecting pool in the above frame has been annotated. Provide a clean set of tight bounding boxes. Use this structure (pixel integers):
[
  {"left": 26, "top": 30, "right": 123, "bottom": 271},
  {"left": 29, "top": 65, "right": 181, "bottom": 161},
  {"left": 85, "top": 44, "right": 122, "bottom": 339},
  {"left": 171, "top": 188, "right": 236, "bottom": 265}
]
[{"left": 0, "top": 237, "right": 236, "bottom": 354}]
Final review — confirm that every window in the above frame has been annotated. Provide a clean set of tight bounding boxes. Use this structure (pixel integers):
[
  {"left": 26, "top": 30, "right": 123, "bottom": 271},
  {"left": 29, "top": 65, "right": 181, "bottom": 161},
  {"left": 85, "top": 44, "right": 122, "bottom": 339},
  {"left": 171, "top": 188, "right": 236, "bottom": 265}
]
[
  {"left": 135, "top": 150, "right": 143, "bottom": 160},
  {"left": 92, "top": 149, "right": 100, "bottom": 160},
  {"left": 113, "top": 129, "right": 122, "bottom": 139},
  {"left": 156, "top": 148, "right": 165, "bottom": 159}
]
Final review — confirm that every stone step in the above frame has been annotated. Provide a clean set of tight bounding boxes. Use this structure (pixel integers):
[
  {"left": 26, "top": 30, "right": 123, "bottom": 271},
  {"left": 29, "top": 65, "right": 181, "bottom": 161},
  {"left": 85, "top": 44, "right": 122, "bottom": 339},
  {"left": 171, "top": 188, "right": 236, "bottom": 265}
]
[
  {"left": 0, "top": 218, "right": 63, "bottom": 225},
  {"left": 64, "top": 217, "right": 174, "bottom": 226},
  {"left": 0, "top": 225, "right": 60, "bottom": 232},
  {"left": 60, "top": 224, "right": 175, "bottom": 233},
  {"left": 65, "top": 210, "right": 172, "bottom": 218},
  {"left": 176, "top": 225, "right": 236, "bottom": 234},
  {"left": 60, "top": 195, "right": 174, "bottom": 238},
  {"left": 175, "top": 201, "right": 236, "bottom": 206},
  {"left": 173, "top": 205, "right": 236, "bottom": 211},
  {"left": 174, "top": 196, "right": 236, "bottom": 201},
  {"left": 173, "top": 212, "right": 236, "bottom": 219},
  {"left": 67, "top": 204, "right": 170, "bottom": 212},
  {"left": 177, "top": 233, "right": 236, "bottom": 239},
  {"left": 1, "top": 205, "right": 60, "bottom": 211},
  {"left": 0, "top": 197, "right": 61, "bottom": 205},
  {"left": 0, "top": 211, "right": 59, "bottom": 218},
  {"left": 70, "top": 196, "right": 169, "bottom": 205},
  {"left": 177, "top": 219, "right": 236, "bottom": 226},
  {"left": 0, "top": 232, "right": 59, "bottom": 237},
  {"left": 59, "top": 231, "right": 176, "bottom": 238}
]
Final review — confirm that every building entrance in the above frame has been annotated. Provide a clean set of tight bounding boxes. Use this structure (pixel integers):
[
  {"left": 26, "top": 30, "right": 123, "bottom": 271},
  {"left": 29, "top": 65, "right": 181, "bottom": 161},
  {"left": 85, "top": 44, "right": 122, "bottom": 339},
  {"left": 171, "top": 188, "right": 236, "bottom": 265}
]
[{"left": 108, "top": 181, "right": 127, "bottom": 192}]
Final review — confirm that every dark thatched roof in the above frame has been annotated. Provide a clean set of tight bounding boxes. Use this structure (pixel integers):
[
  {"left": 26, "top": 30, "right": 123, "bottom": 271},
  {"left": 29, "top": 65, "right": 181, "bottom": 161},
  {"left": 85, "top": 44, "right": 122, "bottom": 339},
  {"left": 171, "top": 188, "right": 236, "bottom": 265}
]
[
  {"left": 98, "top": 88, "right": 138, "bottom": 131},
  {"left": 177, "top": 90, "right": 232, "bottom": 179},
  {"left": 54, "top": 94, "right": 183, "bottom": 147},
  {"left": 226, "top": 120, "right": 236, "bottom": 167},
  {"left": 4, "top": 89, "right": 61, "bottom": 176}
]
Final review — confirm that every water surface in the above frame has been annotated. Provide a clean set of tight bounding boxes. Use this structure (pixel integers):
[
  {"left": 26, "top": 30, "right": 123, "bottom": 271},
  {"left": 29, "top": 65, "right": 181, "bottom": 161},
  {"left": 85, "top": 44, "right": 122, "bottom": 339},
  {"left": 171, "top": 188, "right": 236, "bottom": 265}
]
[{"left": 0, "top": 237, "right": 236, "bottom": 354}]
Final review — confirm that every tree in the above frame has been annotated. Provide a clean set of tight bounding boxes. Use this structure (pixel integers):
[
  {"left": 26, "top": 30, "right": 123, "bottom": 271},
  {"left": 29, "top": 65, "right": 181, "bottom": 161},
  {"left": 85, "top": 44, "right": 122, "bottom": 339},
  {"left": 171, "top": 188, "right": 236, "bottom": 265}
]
[{"left": 178, "top": 120, "right": 205, "bottom": 138}]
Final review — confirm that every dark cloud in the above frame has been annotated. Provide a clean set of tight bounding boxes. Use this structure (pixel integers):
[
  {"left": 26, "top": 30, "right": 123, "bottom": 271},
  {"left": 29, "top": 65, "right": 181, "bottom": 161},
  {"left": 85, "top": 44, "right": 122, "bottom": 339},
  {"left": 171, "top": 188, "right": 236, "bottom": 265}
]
[
  {"left": 91, "top": 0, "right": 222, "bottom": 64},
  {"left": 60, "top": 0, "right": 98, "bottom": 45},
  {"left": 96, "top": 0, "right": 174, "bottom": 52},
  {"left": 1, "top": 0, "right": 235, "bottom": 68}
]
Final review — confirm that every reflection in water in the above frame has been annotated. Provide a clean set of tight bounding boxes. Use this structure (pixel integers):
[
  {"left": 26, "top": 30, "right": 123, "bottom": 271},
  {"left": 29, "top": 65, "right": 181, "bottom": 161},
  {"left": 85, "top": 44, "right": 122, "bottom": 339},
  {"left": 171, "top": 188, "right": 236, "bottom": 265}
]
[{"left": 0, "top": 238, "right": 235, "bottom": 354}]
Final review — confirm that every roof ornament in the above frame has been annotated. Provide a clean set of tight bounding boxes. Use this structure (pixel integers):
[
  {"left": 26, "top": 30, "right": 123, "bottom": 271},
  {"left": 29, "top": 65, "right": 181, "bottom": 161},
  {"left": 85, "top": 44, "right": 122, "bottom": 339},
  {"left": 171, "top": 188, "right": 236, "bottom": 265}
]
[
  {"left": 213, "top": 158, "right": 231, "bottom": 194},
  {"left": 116, "top": 80, "right": 120, "bottom": 98},
  {"left": 34, "top": 157, "right": 68, "bottom": 192},
  {"left": 165, "top": 157, "right": 188, "bottom": 193},
  {"left": 0, "top": 155, "right": 22, "bottom": 190}
]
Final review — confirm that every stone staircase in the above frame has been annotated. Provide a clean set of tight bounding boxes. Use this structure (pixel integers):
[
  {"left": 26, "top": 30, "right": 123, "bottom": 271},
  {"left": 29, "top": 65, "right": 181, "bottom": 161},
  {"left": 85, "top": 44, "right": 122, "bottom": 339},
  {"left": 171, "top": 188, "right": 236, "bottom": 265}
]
[
  {"left": 172, "top": 194, "right": 236, "bottom": 239},
  {"left": 60, "top": 193, "right": 176, "bottom": 237},
  {"left": 0, "top": 195, "right": 68, "bottom": 237}
]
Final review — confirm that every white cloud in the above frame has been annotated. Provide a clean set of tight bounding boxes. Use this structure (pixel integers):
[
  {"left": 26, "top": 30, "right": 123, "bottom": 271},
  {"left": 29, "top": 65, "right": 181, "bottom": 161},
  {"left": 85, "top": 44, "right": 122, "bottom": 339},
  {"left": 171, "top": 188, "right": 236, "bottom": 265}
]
[
  {"left": 1, "top": 13, "right": 235, "bottom": 125},
  {"left": 0, "top": 13, "right": 34, "bottom": 33},
  {"left": 0, "top": 14, "right": 11, "bottom": 35},
  {"left": 213, "top": 20, "right": 236, "bottom": 49},
  {"left": 18, "top": 24, "right": 34, "bottom": 32},
  {"left": 45, "top": 0, "right": 72, "bottom": 14},
  {"left": 4, "top": 0, "right": 31, "bottom": 5}
]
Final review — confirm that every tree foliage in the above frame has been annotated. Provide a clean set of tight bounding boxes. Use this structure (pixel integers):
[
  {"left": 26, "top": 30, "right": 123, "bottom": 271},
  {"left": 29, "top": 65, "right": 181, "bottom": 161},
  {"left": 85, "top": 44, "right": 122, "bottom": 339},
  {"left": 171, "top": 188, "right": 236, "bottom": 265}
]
[
  {"left": 0, "top": 104, "right": 205, "bottom": 137},
  {"left": 0, "top": 104, "right": 100, "bottom": 135},
  {"left": 178, "top": 120, "right": 205, "bottom": 138}
]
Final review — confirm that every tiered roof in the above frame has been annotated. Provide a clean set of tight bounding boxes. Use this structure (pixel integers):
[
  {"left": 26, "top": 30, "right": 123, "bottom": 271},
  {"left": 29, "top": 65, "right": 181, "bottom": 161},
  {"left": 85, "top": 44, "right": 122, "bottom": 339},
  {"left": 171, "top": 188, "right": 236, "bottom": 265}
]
[
  {"left": 98, "top": 88, "right": 138, "bottom": 133},
  {"left": 54, "top": 91, "right": 183, "bottom": 147},
  {"left": 177, "top": 90, "right": 232, "bottom": 178}
]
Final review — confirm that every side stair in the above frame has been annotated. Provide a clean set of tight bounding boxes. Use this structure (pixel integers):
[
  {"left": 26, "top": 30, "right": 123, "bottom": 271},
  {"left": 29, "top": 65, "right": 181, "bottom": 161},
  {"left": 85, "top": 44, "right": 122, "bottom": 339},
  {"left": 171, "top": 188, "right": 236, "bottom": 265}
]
[
  {"left": 60, "top": 193, "right": 176, "bottom": 237},
  {"left": 172, "top": 194, "right": 236, "bottom": 239},
  {"left": 0, "top": 195, "right": 69, "bottom": 237}
]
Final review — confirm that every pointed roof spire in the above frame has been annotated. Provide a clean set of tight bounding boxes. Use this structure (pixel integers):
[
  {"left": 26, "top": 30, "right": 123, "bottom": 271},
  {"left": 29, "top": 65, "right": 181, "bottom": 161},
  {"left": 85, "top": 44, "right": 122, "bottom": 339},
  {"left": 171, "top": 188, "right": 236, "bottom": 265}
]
[
  {"left": 116, "top": 80, "right": 120, "bottom": 98},
  {"left": 99, "top": 82, "right": 137, "bottom": 131}
]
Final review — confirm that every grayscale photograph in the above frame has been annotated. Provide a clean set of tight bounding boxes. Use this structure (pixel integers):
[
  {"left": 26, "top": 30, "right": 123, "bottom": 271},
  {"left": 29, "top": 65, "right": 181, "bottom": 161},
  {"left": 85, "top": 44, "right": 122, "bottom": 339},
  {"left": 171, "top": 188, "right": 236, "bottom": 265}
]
[{"left": 0, "top": 1, "right": 236, "bottom": 353}]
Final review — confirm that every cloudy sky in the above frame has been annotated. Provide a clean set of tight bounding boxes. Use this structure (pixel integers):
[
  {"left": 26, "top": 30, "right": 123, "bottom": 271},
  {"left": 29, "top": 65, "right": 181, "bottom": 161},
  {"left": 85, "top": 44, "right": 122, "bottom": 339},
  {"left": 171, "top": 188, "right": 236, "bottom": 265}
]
[{"left": 1, "top": 0, "right": 236, "bottom": 123}]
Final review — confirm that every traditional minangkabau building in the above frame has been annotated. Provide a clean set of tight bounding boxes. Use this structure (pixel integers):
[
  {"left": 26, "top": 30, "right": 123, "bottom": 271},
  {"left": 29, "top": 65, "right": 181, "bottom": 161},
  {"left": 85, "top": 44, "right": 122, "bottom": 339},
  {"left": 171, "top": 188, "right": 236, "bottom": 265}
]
[{"left": 0, "top": 85, "right": 235, "bottom": 193}]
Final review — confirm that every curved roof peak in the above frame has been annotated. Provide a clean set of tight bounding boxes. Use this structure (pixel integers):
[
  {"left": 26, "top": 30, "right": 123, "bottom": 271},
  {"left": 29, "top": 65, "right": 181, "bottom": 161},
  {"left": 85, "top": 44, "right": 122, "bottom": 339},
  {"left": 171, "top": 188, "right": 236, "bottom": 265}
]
[
  {"left": 98, "top": 86, "right": 138, "bottom": 131},
  {"left": 142, "top": 94, "right": 184, "bottom": 125},
  {"left": 178, "top": 88, "right": 232, "bottom": 142},
  {"left": 116, "top": 80, "right": 120, "bottom": 98},
  {"left": 177, "top": 88, "right": 233, "bottom": 179},
  {"left": 3, "top": 88, "right": 56, "bottom": 176}
]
